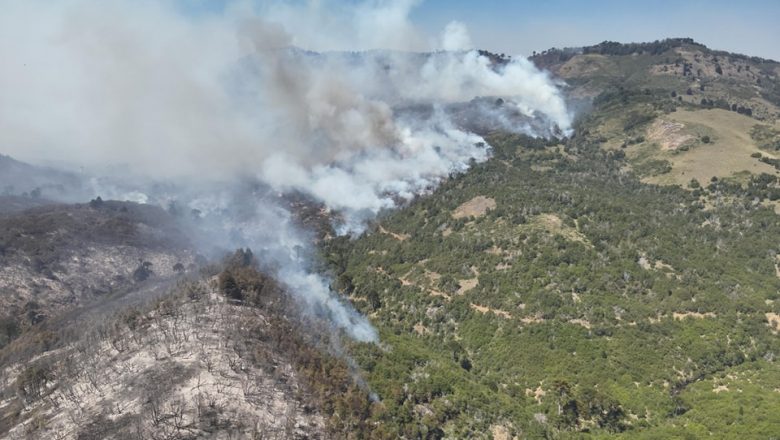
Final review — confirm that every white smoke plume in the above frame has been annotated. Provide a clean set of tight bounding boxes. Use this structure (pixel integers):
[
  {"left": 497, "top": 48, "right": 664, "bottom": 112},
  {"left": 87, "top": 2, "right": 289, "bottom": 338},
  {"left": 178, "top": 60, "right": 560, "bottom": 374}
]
[
  {"left": 185, "top": 189, "right": 381, "bottom": 342},
  {"left": 441, "top": 21, "right": 473, "bottom": 51},
  {"left": 0, "top": 0, "right": 571, "bottom": 342}
]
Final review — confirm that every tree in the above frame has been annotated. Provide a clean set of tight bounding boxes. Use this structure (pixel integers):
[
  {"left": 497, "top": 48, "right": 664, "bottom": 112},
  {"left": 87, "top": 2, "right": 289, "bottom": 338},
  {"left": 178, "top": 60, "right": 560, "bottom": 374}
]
[
  {"left": 552, "top": 380, "right": 579, "bottom": 429},
  {"left": 16, "top": 364, "right": 54, "bottom": 401},
  {"left": 365, "top": 289, "right": 381, "bottom": 310},
  {"left": 133, "top": 260, "right": 153, "bottom": 282},
  {"left": 218, "top": 271, "right": 242, "bottom": 300},
  {"left": 227, "top": 248, "right": 254, "bottom": 268},
  {"left": 89, "top": 196, "right": 104, "bottom": 208}
]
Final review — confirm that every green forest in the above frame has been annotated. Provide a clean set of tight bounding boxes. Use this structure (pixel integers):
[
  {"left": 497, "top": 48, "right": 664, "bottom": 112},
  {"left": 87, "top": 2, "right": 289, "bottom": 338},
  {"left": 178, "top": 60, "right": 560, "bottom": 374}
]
[{"left": 318, "top": 83, "right": 780, "bottom": 438}]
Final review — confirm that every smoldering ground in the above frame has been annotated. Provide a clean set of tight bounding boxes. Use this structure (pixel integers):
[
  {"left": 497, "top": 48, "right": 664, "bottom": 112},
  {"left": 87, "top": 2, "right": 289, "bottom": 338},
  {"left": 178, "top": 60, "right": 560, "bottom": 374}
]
[{"left": 0, "top": 0, "right": 571, "bottom": 342}]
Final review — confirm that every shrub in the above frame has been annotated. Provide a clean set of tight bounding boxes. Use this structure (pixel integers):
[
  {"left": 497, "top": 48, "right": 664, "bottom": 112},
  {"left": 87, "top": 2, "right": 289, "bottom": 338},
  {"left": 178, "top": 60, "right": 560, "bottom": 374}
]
[
  {"left": 132, "top": 261, "right": 153, "bottom": 282},
  {"left": 218, "top": 271, "right": 242, "bottom": 300},
  {"left": 16, "top": 364, "right": 54, "bottom": 401},
  {"left": 623, "top": 111, "right": 655, "bottom": 132},
  {"left": 88, "top": 196, "right": 104, "bottom": 208}
]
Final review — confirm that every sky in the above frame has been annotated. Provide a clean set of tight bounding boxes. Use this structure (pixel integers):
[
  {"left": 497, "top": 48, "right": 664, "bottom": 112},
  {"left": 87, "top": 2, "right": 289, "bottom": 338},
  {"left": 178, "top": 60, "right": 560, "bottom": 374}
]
[
  {"left": 180, "top": 0, "right": 780, "bottom": 60},
  {"left": 410, "top": 0, "right": 780, "bottom": 60}
]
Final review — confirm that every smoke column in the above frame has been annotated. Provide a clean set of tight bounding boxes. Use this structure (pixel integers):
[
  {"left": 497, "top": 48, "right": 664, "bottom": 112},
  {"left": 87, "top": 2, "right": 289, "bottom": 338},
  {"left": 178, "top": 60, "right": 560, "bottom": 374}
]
[{"left": 0, "top": 0, "right": 571, "bottom": 342}]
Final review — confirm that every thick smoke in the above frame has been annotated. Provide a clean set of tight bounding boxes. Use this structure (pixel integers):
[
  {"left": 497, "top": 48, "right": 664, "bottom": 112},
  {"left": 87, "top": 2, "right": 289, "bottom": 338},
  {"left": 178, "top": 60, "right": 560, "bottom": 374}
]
[{"left": 0, "top": 0, "right": 571, "bottom": 342}]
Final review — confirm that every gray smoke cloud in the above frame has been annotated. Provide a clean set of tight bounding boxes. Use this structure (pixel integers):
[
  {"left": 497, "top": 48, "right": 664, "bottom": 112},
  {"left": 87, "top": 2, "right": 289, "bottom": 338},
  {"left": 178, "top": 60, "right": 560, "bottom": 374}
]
[{"left": 0, "top": 0, "right": 571, "bottom": 342}]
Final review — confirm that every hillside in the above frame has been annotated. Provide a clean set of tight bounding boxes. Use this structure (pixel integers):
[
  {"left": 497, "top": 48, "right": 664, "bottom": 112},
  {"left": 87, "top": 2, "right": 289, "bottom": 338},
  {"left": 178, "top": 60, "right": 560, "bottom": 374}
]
[
  {"left": 533, "top": 38, "right": 780, "bottom": 213},
  {"left": 0, "top": 39, "right": 779, "bottom": 439},
  {"left": 0, "top": 200, "right": 198, "bottom": 349},
  {"left": 324, "top": 133, "right": 780, "bottom": 438},
  {"left": 316, "top": 40, "right": 780, "bottom": 438},
  {"left": 0, "top": 155, "right": 83, "bottom": 202},
  {"left": 0, "top": 259, "right": 372, "bottom": 439}
]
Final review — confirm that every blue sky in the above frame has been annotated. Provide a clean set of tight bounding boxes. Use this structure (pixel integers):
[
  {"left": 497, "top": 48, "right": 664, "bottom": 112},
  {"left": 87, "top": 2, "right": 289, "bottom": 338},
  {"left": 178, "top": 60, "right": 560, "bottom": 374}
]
[
  {"left": 178, "top": 0, "right": 780, "bottom": 60},
  {"left": 411, "top": 0, "right": 780, "bottom": 59}
]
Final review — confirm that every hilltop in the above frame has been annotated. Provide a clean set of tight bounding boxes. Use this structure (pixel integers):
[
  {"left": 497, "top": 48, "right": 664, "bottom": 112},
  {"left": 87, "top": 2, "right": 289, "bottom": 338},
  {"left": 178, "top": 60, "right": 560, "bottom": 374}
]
[{"left": 531, "top": 38, "right": 780, "bottom": 209}]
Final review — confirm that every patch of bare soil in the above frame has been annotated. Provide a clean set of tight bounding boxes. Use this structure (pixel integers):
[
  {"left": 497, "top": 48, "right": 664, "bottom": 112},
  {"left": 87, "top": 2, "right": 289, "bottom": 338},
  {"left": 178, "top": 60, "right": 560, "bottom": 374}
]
[
  {"left": 713, "top": 384, "right": 729, "bottom": 394},
  {"left": 378, "top": 225, "right": 409, "bottom": 241},
  {"left": 470, "top": 303, "right": 512, "bottom": 319},
  {"left": 525, "top": 385, "right": 546, "bottom": 404},
  {"left": 453, "top": 196, "right": 496, "bottom": 219},
  {"left": 399, "top": 271, "right": 451, "bottom": 300},
  {"left": 673, "top": 311, "right": 716, "bottom": 320},
  {"left": 457, "top": 278, "right": 479, "bottom": 295},
  {"left": 413, "top": 323, "right": 430, "bottom": 335},
  {"left": 556, "top": 54, "right": 610, "bottom": 78},
  {"left": 569, "top": 319, "right": 592, "bottom": 329},
  {"left": 533, "top": 214, "right": 590, "bottom": 245},
  {"left": 520, "top": 314, "right": 545, "bottom": 325},
  {"left": 766, "top": 312, "right": 780, "bottom": 333},
  {"left": 647, "top": 119, "right": 694, "bottom": 151},
  {"left": 491, "top": 424, "right": 513, "bottom": 440}
]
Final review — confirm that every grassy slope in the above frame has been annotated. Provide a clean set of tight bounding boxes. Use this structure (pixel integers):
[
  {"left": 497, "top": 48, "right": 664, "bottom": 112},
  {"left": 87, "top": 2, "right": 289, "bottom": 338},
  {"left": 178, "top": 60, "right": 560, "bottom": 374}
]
[{"left": 633, "top": 109, "right": 777, "bottom": 186}]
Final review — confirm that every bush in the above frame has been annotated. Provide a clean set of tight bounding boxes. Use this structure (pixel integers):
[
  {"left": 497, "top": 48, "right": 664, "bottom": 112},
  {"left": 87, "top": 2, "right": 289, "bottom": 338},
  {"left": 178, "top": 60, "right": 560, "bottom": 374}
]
[
  {"left": 132, "top": 261, "right": 153, "bottom": 282},
  {"left": 623, "top": 111, "right": 655, "bottom": 132},
  {"left": 16, "top": 364, "right": 54, "bottom": 401},
  {"left": 88, "top": 196, "right": 104, "bottom": 208},
  {"left": 0, "top": 316, "right": 20, "bottom": 348},
  {"left": 218, "top": 271, "right": 243, "bottom": 300}
]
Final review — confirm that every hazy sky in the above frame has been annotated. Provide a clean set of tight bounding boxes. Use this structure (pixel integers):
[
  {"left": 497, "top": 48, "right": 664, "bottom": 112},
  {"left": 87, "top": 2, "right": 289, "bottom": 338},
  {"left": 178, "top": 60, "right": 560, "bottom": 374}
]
[
  {"left": 411, "top": 0, "right": 780, "bottom": 60},
  {"left": 182, "top": 0, "right": 779, "bottom": 60}
]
